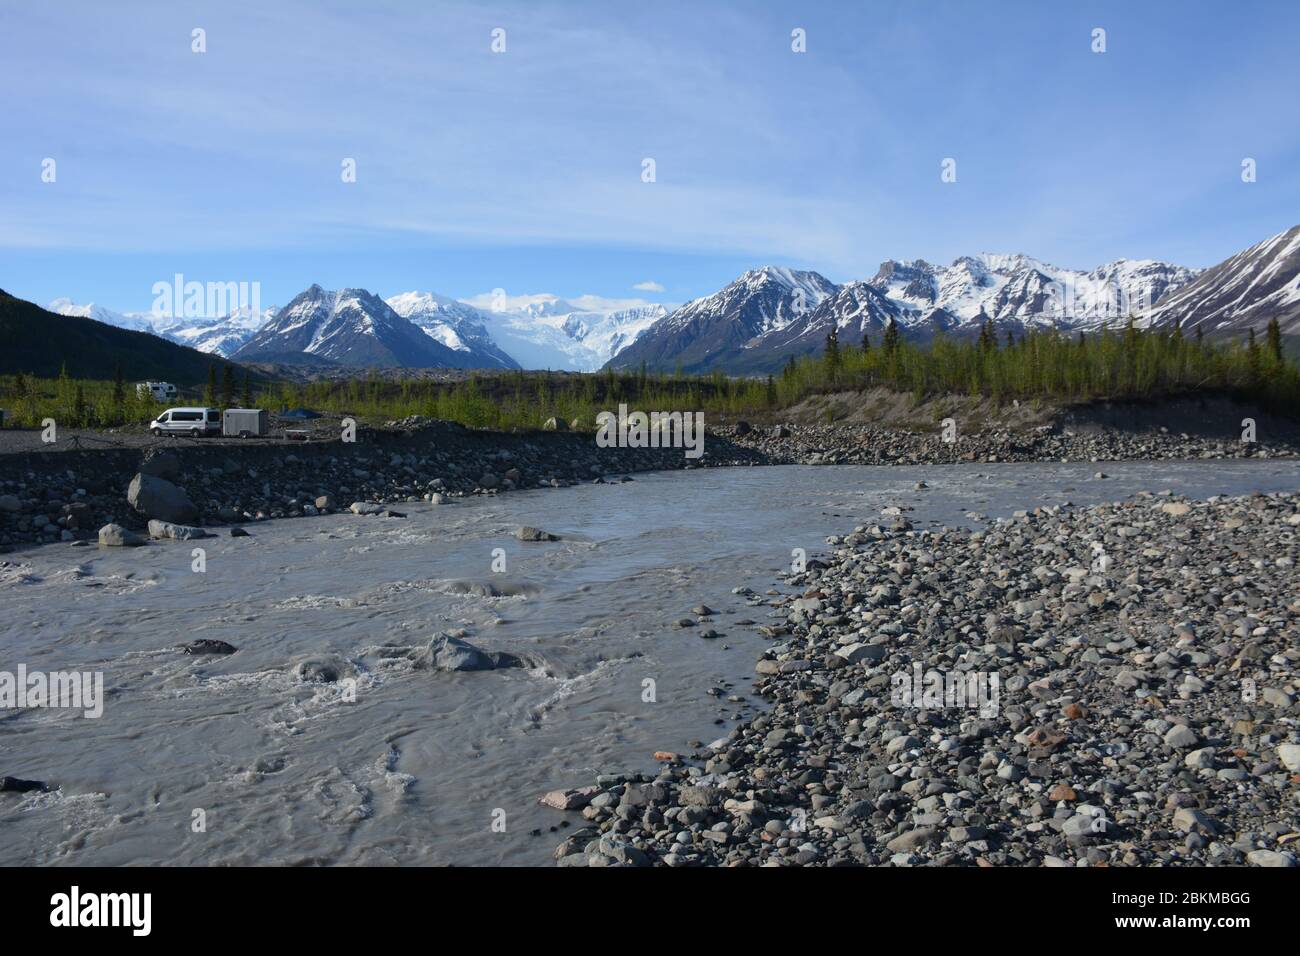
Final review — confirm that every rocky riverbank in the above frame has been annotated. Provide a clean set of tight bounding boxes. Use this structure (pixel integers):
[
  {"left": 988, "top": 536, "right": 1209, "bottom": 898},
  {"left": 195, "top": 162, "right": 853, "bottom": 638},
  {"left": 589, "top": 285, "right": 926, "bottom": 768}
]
[
  {"left": 3, "top": 414, "right": 1299, "bottom": 552},
  {"left": 0, "top": 420, "right": 768, "bottom": 552},
  {"left": 723, "top": 421, "right": 1300, "bottom": 466},
  {"left": 547, "top": 489, "right": 1300, "bottom": 867}
]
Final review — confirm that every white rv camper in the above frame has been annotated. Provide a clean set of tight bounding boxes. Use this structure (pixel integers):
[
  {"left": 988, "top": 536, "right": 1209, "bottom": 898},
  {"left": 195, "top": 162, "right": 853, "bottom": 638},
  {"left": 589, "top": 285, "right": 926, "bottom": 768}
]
[{"left": 136, "top": 381, "right": 178, "bottom": 402}]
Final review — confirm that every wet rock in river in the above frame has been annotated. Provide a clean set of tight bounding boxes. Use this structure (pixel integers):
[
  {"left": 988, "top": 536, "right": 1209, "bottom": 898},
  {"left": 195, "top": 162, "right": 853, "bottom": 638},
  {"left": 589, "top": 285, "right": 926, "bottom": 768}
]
[
  {"left": 539, "top": 786, "right": 599, "bottom": 810},
  {"left": 147, "top": 519, "right": 209, "bottom": 541},
  {"left": 413, "top": 634, "right": 523, "bottom": 672},
  {"left": 98, "top": 523, "right": 146, "bottom": 547},
  {"left": 292, "top": 656, "right": 356, "bottom": 683},
  {"left": 183, "top": 639, "right": 238, "bottom": 656}
]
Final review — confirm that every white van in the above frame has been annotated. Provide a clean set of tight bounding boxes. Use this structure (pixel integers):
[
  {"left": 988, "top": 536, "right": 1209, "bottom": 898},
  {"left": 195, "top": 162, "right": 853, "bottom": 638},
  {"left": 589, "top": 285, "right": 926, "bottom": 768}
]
[
  {"left": 137, "top": 382, "right": 178, "bottom": 402},
  {"left": 150, "top": 407, "right": 222, "bottom": 437}
]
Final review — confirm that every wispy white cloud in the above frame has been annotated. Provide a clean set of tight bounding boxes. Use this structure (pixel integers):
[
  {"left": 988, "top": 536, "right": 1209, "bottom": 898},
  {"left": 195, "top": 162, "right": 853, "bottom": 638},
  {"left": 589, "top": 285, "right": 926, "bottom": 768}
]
[
  {"left": 632, "top": 280, "right": 665, "bottom": 293},
  {"left": 2, "top": 0, "right": 1298, "bottom": 281}
]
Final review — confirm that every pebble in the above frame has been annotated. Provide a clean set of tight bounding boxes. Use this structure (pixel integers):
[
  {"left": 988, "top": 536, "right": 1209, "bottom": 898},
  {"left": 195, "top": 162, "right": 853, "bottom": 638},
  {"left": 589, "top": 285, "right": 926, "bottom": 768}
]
[{"left": 544, "top": 488, "right": 1300, "bottom": 867}]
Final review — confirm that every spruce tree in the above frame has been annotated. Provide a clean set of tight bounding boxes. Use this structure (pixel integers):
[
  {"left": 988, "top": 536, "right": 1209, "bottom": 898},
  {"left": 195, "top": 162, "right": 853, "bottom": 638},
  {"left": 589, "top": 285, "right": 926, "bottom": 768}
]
[
  {"left": 1266, "top": 317, "right": 1283, "bottom": 362},
  {"left": 221, "top": 364, "right": 235, "bottom": 407},
  {"left": 206, "top": 365, "right": 217, "bottom": 405},
  {"left": 1123, "top": 315, "right": 1138, "bottom": 352},
  {"left": 882, "top": 318, "right": 900, "bottom": 355},
  {"left": 824, "top": 324, "right": 841, "bottom": 380},
  {"left": 57, "top": 362, "right": 71, "bottom": 415},
  {"left": 112, "top": 364, "right": 125, "bottom": 408},
  {"left": 242, "top": 371, "right": 253, "bottom": 407}
]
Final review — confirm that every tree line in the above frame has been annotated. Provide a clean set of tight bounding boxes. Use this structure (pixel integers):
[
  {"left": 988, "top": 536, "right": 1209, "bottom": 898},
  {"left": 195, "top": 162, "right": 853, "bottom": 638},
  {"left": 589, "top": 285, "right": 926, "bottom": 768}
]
[{"left": 1, "top": 318, "right": 1295, "bottom": 431}]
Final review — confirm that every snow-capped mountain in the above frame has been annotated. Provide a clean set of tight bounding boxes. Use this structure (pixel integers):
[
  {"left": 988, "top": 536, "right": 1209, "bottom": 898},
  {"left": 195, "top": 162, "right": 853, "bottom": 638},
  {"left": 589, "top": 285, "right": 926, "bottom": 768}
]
[
  {"left": 468, "top": 293, "right": 668, "bottom": 371},
  {"left": 870, "top": 254, "right": 1199, "bottom": 328},
  {"left": 154, "top": 306, "right": 278, "bottom": 357},
  {"left": 385, "top": 291, "right": 520, "bottom": 369},
  {"left": 609, "top": 267, "right": 838, "bottom": 373},
  {"left": 47, "top": 299, "right": 157, "bottom": 334},
  {"left": 233, "top": 285, "right": 468, "bottom": 368},
  {"left": 1146, "top": 225, "right": 1300, "bottom": 336},
  {"left": 587, "top": 305, "right": 669, "bottom": 361},
  {"left": 765, "top": 283, "right": 966, "bottom": 369},
  {"left": 48, "top": 298, "right": 276, "bottom": 357}
]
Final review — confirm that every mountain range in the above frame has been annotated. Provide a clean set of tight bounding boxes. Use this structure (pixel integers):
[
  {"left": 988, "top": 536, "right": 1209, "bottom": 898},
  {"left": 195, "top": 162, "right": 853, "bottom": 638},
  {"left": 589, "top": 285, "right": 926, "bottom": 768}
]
[
  {"left": 48, "top": 287, "right": 667, "bottom": 372},
  {"left": 611, "top": 226, "right": 1299, "bottom": 373},
  {"left": 41, "top": 224, "right": 1300, "bottom": 375}
]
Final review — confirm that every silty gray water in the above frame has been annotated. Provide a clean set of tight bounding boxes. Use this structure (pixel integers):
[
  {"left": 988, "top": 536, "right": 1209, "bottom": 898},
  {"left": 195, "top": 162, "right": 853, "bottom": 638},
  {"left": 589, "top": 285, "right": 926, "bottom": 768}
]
[{"left": 1, "top": 459, "right": 1296, "bottom": 865}]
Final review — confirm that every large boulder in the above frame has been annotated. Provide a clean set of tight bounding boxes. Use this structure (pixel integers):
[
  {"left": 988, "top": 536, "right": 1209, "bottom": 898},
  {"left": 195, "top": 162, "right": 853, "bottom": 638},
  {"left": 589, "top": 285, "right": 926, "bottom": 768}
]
[
  {"left": 98, "top": 523, "right": 146, "bottom": 547},
  {"left": 516, "top": 526, "right": 559, "bottom": 542},
  {"left": 413, "top": 635, "right": 522, "bottom": 672},
  {"left": 543, "top": 417, "right": 568, "bottom": 431},
  {"left": 127, "top": 473, "right": 198, "bottom": 524}
]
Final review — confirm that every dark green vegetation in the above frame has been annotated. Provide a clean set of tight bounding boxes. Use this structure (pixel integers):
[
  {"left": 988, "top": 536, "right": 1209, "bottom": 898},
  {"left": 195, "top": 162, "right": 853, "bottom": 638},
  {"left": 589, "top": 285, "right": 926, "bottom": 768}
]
[
  {"left": 0, "top": 289, "right": 250, "bottom": 385},
  {"left": 260, "top": 367, "right": 773, "bottom": 429},
  {"left": 794, "top": 317, "right": 1299, "bottom": 412}
]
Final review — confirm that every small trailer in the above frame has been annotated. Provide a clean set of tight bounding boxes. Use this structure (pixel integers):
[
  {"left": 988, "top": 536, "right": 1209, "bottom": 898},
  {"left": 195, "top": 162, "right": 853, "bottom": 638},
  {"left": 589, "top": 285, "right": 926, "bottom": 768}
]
[{"left": 222, "top": 408, "right": 268, "bottom": 438}]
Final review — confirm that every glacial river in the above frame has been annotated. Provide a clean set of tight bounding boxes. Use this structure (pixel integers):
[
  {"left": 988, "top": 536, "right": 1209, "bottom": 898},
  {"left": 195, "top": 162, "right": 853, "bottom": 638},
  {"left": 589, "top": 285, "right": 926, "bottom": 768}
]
[{"left": 1, "top": 459, "right": 1297, "bottom": 865}]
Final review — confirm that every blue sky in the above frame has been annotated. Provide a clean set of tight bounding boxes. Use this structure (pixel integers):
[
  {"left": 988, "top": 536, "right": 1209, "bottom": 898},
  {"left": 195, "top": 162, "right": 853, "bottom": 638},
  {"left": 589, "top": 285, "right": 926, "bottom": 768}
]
[{"left": 2, "top": 0, "right": 1298, "bottom": 313}]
